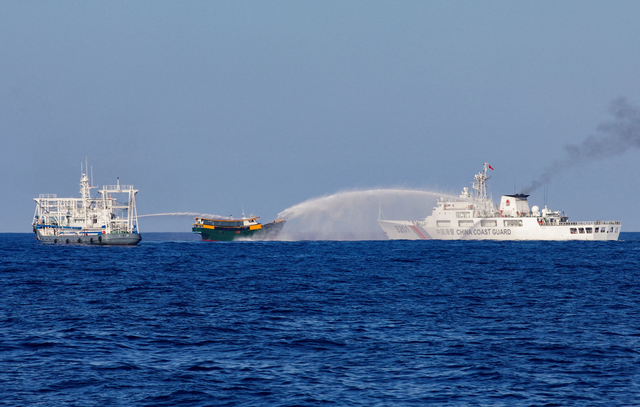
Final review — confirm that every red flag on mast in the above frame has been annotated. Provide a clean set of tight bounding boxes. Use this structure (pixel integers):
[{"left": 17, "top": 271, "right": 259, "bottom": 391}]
[{"left": 488, "top": 164, "right": 494, "bottom": 170}]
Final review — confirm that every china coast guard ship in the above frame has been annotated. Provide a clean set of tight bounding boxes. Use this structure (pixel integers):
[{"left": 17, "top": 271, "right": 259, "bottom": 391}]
[
  {"left": 32, "top": 164, "right": 141, "bottom": 245},
  {"left": 378, "top": 163, "right": 621, "bottom": 241}
]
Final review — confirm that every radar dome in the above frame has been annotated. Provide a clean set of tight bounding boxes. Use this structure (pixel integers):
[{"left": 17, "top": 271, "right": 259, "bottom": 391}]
[{"left": 531, "top": 205, "right": 540, "bottom": 213}]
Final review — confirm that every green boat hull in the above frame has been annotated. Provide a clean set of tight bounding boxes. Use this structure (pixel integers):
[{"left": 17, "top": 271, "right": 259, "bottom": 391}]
[
  {"left": 193, "top": 219, "right": 286, "bottom": 242},
  {"left": 192, "top": 227, "right": 259, "bottom": 241}
]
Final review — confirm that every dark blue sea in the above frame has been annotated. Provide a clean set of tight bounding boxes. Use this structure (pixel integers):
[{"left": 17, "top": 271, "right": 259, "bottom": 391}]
[{"left": 2, "top": 233, "right": 640, "bottom": 406}]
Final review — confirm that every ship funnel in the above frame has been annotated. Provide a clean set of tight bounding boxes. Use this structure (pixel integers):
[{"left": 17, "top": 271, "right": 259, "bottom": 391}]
[{"left": 499, "top": 194, "right": 530, "bottom": 217}]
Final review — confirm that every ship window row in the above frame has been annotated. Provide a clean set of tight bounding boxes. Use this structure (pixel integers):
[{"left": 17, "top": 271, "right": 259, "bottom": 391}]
[
  {"left": 204, "top": 220, "right": 244, "bottom": 227},
  {"left": 570, "top": 227, "right": 617, "bottom": 234},
  {"left": 503, "top": 220, "right": 523, "bottom": 227},
  {"left": 456, "top": 212, "right": 471, "bottom": 218},
  {"left": 437, "top": 219, "right": 525, "bottom": 228}
]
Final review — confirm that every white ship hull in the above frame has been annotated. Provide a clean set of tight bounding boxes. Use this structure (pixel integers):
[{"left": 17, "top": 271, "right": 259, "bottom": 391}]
[{"left": 379, "top": 219, "right": 621, "bottom": 241}]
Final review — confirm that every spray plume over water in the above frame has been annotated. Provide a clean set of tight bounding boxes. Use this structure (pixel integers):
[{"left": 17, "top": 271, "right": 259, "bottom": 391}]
[
  {"left": 524, "top": 97, "right": 640, "bottom": 193},
  {"left": 277, "top": 188, "right": 456, "bottom": 240},
  {"left": 138, "top": 190, "right": 457, "bottom": 240}
]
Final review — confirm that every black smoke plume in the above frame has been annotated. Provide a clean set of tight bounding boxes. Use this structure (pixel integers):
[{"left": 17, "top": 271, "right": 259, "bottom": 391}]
[{"left": 523, "top": 97, "right": 640, "bottom": 194}]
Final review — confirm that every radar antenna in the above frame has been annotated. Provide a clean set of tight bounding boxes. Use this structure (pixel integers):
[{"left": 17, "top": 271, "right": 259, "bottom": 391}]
[
  {"left": 473, "top": 163, "right": 490, "bottom": 201},
  {"left": 471, "top": 162, "right": 495, "bottom": 216}
]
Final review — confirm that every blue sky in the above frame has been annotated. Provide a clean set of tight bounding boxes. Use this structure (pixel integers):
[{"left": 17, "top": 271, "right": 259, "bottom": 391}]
[{"left": 2, "top": 1, "right": 639, "bottom": 234}]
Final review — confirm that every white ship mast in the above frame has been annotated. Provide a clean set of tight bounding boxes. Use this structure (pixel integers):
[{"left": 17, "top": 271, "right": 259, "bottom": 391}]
[
  {"left": 473, "top": 163, "right": 489, "bottom": 201},
  {"left": 80, "top": 163, "right": 95, "bottom": 223},
  {"left": 471, "top": 162, "right": 495, "bottom": 217}
]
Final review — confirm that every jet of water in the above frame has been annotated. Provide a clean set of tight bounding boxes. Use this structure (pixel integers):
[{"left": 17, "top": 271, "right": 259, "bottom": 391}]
[
  {"left": 277, "top": 188, "right": 456, "bottom": 240},
  {"left": 138, "top": 212, "right": 231, "bottom": 219}
]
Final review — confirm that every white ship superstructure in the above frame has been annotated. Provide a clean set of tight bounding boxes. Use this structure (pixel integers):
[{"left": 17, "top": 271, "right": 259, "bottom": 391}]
[
  {"left": 378, "top": 163, "right": 621, "bottom": 241},
  {"left": 32, "top": 165, "right": 141, "bottom": 245}
]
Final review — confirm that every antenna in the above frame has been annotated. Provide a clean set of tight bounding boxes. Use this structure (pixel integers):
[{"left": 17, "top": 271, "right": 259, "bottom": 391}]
[{"left": 91, "top": 166, "right": 93, "bottom": 187}]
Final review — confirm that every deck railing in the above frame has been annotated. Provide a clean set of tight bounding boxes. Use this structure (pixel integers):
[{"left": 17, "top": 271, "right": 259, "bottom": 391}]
[
  {"left": 557, "top": 221, "right": 621, "bottom": 226},
  {"left": 102, "top": 185, "right": 135, "bottom": 191}
]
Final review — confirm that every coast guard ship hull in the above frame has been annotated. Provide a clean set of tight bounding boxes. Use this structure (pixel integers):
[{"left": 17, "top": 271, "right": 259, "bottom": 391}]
[
  {"left": 378, "top": 219, "right": 620, "bottom": 241},
  {"left": 378, "top": 163, "right": 621, "bottom": 241}
]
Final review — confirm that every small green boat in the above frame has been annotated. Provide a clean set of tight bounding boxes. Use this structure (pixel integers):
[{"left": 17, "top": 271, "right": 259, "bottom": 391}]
[{"left": 192, "top": 215, "right": 286, "bottom": 241}]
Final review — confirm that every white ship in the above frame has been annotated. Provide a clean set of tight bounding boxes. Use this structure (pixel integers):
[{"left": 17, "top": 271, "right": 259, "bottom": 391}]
[
  {"left": 378, "top": 163, "right": 621, "bottom": 241},
  {"left": 32, "top": 164, "right": 141, "bottom": 245}
]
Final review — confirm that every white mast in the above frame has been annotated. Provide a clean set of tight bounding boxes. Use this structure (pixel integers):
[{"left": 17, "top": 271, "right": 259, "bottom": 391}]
[
  {"left": 471, "top": 162, "right": 495, "bottom": 216},
  {"left": 473, "top": 162, "right": 489, "bottom": 201}
]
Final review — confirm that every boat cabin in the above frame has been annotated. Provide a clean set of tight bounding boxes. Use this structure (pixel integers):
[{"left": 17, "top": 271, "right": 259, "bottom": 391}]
[{"left": 194, "top": 217, "right": 261, "bottom": 229}]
